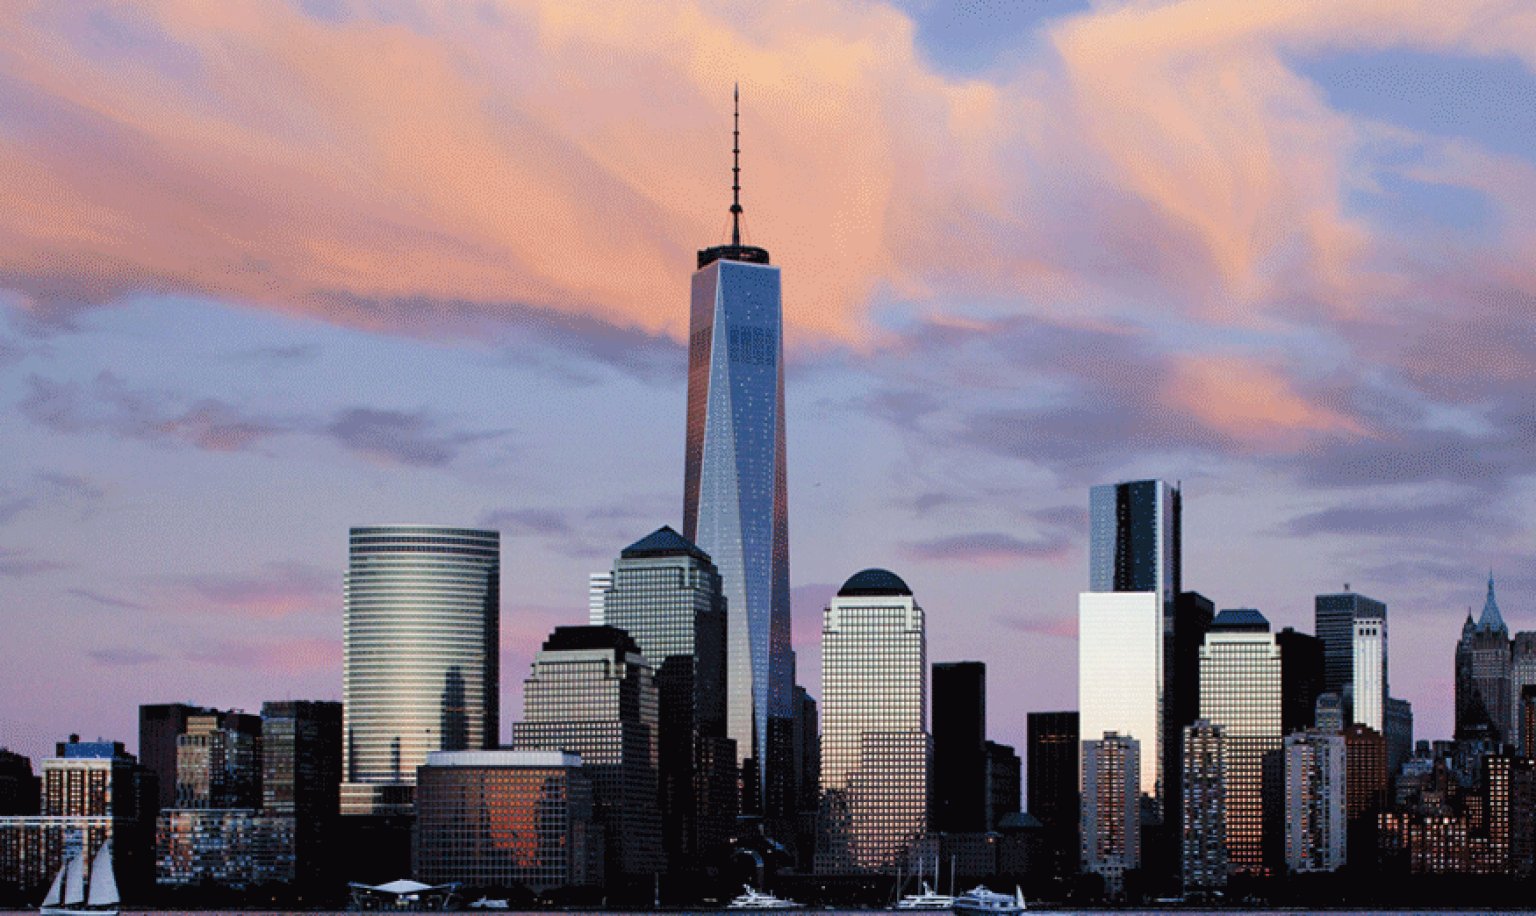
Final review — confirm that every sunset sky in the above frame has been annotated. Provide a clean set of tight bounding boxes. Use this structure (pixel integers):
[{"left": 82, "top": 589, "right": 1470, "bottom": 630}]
[{"left": 4, "top": 0, "right": 1536, "bottom": 764}]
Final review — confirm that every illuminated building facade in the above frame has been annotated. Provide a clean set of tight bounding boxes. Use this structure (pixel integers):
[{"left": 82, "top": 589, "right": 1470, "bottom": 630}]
[
  {"left": 816, "top": 569, "right": 929, "bottom": 873},
  {"left": 1200, "top": 610, "right": 1282, "bottom": 876},
  {"left": 342, "top": 526, "right": 500, "bottom": 816}
]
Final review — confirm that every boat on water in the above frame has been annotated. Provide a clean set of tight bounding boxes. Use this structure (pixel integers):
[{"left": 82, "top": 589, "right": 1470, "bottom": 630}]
[
  {"left": 39, "top": 840, "right": 118, "bottom": 916},
  {"left": 950, "top": 884, "right": 1025, "bottom": 915},
  {"left": 468, "top": 897, "right": 510, "bottom": 909},
  {"left": 896, "top": 881, "right": 956, "bottom": 910},
  {"left": 726, "top": 885, "right": 804, "bottom": 909}
]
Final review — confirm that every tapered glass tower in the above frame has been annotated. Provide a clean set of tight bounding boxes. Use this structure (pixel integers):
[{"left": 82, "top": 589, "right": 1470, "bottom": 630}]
[{"left": 683, "top": 88, "right": 792, "bottom": 807}]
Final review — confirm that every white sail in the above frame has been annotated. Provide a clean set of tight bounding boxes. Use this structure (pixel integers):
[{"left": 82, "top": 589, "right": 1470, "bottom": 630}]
[
  {"left": 62, "top": 851, "right": 86, "bottom": 906},
  {"left": 39, "top": 856, "right": 66, "bottom": 908},
  {"left": 87, "top": 841, "right": 119, "bottom": 907}
]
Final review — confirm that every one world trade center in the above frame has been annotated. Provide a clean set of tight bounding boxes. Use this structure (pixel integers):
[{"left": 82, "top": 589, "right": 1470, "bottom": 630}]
[{"left": 683, "top": 88, "right": 794, "bottom": 818}]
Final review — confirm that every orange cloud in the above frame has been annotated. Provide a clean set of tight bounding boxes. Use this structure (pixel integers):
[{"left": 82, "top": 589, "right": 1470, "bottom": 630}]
[
  {"left": 1163, "top": 354, "right": 1365, "bottom": 448},
  {"left": 1, "top": 0, "right": 1534, "bottom": 347}
]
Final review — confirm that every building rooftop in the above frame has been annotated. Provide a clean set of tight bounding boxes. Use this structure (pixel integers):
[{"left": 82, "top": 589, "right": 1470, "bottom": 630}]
[
  {"left": 620, "top": 525, "right": 712, "bottom": 562},
  {"left": 837, "top": 568, "right": 913, "bottom": 597},
  {"left": 1210, "top": 608, "right": 1270, "bottom": 632},
  {"left": 540, "top": 625, "right": 642, "bottom": 657}
]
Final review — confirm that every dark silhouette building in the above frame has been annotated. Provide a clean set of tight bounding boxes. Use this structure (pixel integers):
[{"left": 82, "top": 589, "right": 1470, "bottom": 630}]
[
  {"left": 984, "top": 740, "right": 1021, "bottom": 830},
  {"left": 0, "top": 749, "right": 38, "bottom": 816},
  {"left": 1277, "top": 628, "right": 1325, "bottom": 735},
  {"left": 1026, "top": 711, "right": 1079, "bottom": 878},
  {"left": 261, "top": 700, "right": 341, "bottom": 889},
  {"left": 933, "top": 662, "right": 988, "bottom": 833}
]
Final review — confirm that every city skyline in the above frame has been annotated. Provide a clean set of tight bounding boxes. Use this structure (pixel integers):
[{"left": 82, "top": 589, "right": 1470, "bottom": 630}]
[{"left": 7, "top": 0, "right": 1536, "bottom": 773}]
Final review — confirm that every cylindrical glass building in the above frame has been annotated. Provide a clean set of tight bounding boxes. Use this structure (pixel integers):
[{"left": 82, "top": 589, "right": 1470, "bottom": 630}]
[{"left": 341, "top": 525, "right": 499, "bottom": 816}]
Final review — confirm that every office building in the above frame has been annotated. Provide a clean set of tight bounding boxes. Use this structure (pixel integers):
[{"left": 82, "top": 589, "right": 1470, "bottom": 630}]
[
  {"left": 1277, "top": 628, "right": 1324, "bottom": 735},
  {"left": 1200, "top": 610, "right": 1283, "bottom": 876},
  {"left": 1385, "top": 697, "right": 1413, "bottom": 777},
  {"left": 1081, "top": 733, "right": 1140, "bottom": 897},
  {"left": 816, "top": 569, "right": 929, "bottom": 873},
  {"left": 1315, "top": 693, "right": 1345, "bottom": 733},
  {"left": 1027, "top": 711, "right": 1079, "bottom": 878},
  {"left": 341, "top": 525, "right": 499, "bottom": 816},
  {"left": 1512, "top": 633, "right": 1536, "bottom": 751},
  {"left": 261, "top": 700, "right": 341, "bottom": 884},
  {"left": 595, "top": 525, "right": 734, "bottom": 867},
  {"left": 985, "top": 741, "right": 1021, "bottom": 830},
  {"left": 588, "top": 571, "right": 612, "bottom": 625},
  {"left": 0, "top": 750, "right": 38, "bottom": 816},
  {"left": 1352, "top": 612, "right": 1388, "bottom": 733},
  {"left": 414, "top": 750, "right": 601, "bottom": 892},
  {"left": 1079, "top": 591, "right": 1161, "bottom": 804},
  {"left": 932, "top": 662, "right": 987, "bottom": 832},
  {"left": 0, "top": 737, "right": 152, "bottom": 896},
  {"left": 682, "top": 91, "right": 794, "bottom": 816},
  {"left": 1169, "top": 591, "right": 1213, "bottom": 840},
  {"left": 1180, "top": 720, "right": 1226, "bottom": 893},
  {"left": 1315, "top": 592, "right": 1387, "bottom": 701},
  {"left": 1088, "top": 479, "right": 1180, "bottom": 820},
  {"left": 1456, "top": 575, "right": 1512, "bottom": 746},
  {"left": 156, "top": 809, "right": 294, "bottom": 887},
  {"left": 1283, "top": 731, "right": 1346, "bottom": 874},
  {"left": 138, "top": 704, "right": 215, "bottom": 810},
  {"left": 175, "top": 713, "right": 261, "bottom": 809},
  {"left": 511, "top": 626, "right": 662, "bottom": 878}
]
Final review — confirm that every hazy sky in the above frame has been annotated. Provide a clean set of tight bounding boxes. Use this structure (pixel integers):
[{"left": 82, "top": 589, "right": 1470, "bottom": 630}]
[{"left": 4, "top": 0, "right": 1535, "bottom": 768}]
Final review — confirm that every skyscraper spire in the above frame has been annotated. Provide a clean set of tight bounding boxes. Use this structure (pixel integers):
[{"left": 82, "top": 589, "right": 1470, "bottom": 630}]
[
  {"left": 731, "top": 83, "right": 742, "bottom": 246},
  {"left": 697, "top": 85, "right": 769, "bottom": 269},
  {"left": 1479, "top": 570, "right": 1506, "bottom": 634}
]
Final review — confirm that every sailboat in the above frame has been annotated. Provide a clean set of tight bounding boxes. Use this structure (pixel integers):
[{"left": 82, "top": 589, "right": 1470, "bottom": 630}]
[{"left": 39, "top": 840, "right": 118, "bottom": 915}]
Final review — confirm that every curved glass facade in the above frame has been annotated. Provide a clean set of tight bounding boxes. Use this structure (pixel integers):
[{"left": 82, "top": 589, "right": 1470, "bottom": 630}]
[
  {"left": 683, "top": 257, "right": 792, "bottom": 795},
  {"left": 342, "top": 526, "right": 499, "bottom": 814}
]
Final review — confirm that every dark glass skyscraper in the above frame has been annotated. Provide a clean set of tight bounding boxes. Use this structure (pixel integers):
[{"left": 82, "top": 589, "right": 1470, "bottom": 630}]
[
  {"left": 1027, "top": 711, "right": 1079, "bottom": 878},
  {"left": 683, "top": 92, "right": 792, "bottom": 810},
  {"left": 1314, "top": 591, "right": 1386, "bottom": 700},
  {"left": 933, "top": 662, "right": 987, "bottom": 832}
]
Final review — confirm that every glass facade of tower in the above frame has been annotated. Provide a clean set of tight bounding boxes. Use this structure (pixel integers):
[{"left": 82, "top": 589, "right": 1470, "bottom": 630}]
[
  {"left": 1199, "top": 610, "right": 1282, "bottom": 876},
  {"left": 1087, "top": 480, "right": 1180, "bottom": 821},
  {"left": 817, "top": 570, "right": 928, "bottom": 874},
  {"left": 341, "top": 526, "right": 499, "bottom": 815},
  {"left": 683, "top": 255, "right": 792, "bottom": 804},
  {"left": 1079, "top": 591, "right": 1162, "bottom": 802}
]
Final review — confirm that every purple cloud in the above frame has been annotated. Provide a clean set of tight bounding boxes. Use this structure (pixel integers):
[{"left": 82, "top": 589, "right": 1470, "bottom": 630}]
[
  {"left": 87, "top": 648, "right": 161, "bottom": 666},
  {"left": 903, "top": 531, "right": 1073, "bottom": 564},
  {"left": 0, "top": 547, "right": 66, "bottom": 577},
  {"left": 67, "top": 588, "right": 149, "bottom": 611},
  {"left": 167, "top": 561, "right": 333, "bottom": 619},
  {"left": 18, "top": 372, "right": 507, "bottom": 468}
]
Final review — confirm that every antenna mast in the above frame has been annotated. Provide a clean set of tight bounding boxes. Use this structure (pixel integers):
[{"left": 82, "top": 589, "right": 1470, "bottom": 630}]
[{"left": 731, "top": 83, "right": 742, "bottom": 246}]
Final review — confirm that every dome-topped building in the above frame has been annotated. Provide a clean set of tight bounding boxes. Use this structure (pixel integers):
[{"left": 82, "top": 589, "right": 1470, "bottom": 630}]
[{"left": 837, "top": 568, "right": 913, "bottom": 597}]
